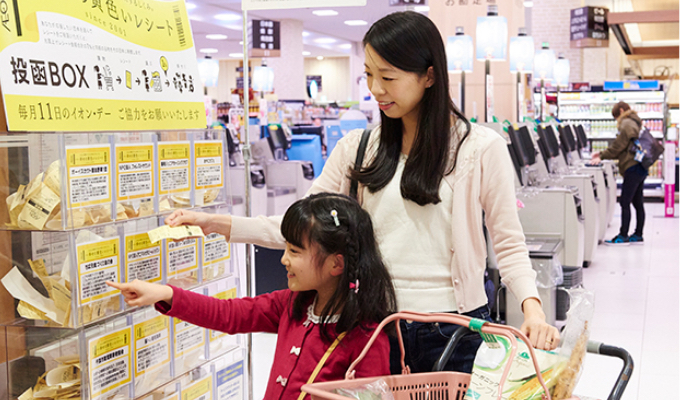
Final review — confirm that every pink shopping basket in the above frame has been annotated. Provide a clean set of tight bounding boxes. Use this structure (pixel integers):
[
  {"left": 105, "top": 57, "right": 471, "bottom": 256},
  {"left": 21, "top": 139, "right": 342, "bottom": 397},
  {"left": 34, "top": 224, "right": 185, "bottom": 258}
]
[{"left": 302, "top": 311, "right": 554, "bottom": 400}]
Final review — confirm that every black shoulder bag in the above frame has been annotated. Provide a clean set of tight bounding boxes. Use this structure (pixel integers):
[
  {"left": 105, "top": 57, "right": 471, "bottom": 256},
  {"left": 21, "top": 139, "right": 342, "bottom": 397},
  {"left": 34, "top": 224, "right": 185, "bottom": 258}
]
[{"left": 349, "top": 128, "right": 372, "bottom": 200}]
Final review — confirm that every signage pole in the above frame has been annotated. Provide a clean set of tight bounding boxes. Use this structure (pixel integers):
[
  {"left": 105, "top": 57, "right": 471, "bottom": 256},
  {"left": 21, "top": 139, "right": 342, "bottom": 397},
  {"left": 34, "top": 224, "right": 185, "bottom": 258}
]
[
  {"left": 484, "top": 60, "right": 490, "bottom": 122},
  {"left": 461, "top": 71, "right": 466, "bottom": 115},
  {"left": 241, "top": 9, "right": 254, "bottom": 400}
]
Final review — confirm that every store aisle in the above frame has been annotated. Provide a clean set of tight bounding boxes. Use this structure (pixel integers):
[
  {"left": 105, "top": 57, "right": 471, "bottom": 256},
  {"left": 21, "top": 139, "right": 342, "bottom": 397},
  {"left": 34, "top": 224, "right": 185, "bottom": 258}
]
[
  {"left": 251, "top": 202, "right": 679, "bottom": 400},
  {"left": 574, "top": 201, "right": 679, "bottom": 400}
]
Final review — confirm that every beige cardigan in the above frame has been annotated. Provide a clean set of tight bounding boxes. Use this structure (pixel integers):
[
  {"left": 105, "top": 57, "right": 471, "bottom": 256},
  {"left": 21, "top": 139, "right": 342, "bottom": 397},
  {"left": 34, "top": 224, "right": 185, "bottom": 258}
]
[{"left": 230, "top": 123, "right": 540, "bottom": 313}]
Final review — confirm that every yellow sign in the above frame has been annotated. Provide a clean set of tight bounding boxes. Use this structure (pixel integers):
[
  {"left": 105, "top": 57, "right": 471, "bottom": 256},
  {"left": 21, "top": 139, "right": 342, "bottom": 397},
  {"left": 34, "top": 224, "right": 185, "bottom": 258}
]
[
  {"left": 66, "top": 145, "right": 112, "bottom": 208},
  {"left": 77, "top": 237, "right": 120, "bottom": 304},
  {"left": 182, "top": 376, "right": 212, "bottom": 400},
  {"left": 158, "top": 142, "right": 191, "bottom": 196},
  {"left": 134, "top": 314, "right": 170, "bottom": 376},
  {"left": 88, "top": 326, "right": 132, "bottom": 398},
  {"left": 116, "top": 144, "right": 155, "bottom": 201},
  {"left": 125, "top": 232, "right": 162, "bottom": 283},
  {"left": 0, "top": 0, "right": 206, "bottom": 131},
  {"left": 194, "top": 141, "right": 224, "bottom": 190}
]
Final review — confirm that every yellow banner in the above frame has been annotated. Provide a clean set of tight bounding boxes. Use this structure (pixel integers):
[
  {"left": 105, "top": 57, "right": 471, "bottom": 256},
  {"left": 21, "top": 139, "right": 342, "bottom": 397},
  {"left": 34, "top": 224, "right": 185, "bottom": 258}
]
[
  {"left": 4, "top": 95, "right": 206, "bottom": 131},
  {"left": 91, "top": 328, "right": 130, "bottom": 358},
  {"left": 135, "top": 315, "right": 168, "bottom": 340}
]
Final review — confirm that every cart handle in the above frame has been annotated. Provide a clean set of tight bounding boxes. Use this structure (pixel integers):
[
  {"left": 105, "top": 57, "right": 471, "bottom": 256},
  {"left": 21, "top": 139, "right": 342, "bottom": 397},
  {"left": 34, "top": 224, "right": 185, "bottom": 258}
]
[
  {"left": 587, "top": 341, "right": 634, "bottom": 400},
  {"left": 345, "top": 311, "right": 551, "bottom": 400}
]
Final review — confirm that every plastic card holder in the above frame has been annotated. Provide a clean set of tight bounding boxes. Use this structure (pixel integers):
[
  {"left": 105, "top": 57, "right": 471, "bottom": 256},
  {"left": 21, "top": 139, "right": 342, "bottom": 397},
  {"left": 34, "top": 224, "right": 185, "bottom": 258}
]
[
  {"left": 122, "top": 217, "right": 164, "bottom": 288},
  {"left": 199, "top": 207, "right": 233, "bottom": 284},
  {"left": 192, "top": 131, "right": 227, "bottom": 208},
  {"left": 172, "top": 287, "right": 207, "bottom": 377},
  {"left": 130, "top": 306, "right": 173, "bottom": 398},
  {"left": 165, "top": 234, "right": 201, "bottom": 289},
  {"left": 211, "top": 351, "right": 246, "bottom": 400},
  {"left": 82, "top": 315, "right": 133, "bottom": 400},
  {"left": 157, "top": 136, "right": 192, "bottom": 213},
  {"left": 135, "top": 380, "right": 180, "bottom": 400},
  {"left": 178, "top": 360, "right": 213, "bottom": 400},
  {"left": 71, "top": 224, "right": 124, "bottom": 326},
  {"left": 204, "top": 276, "right": 240, "bottom": 359}
]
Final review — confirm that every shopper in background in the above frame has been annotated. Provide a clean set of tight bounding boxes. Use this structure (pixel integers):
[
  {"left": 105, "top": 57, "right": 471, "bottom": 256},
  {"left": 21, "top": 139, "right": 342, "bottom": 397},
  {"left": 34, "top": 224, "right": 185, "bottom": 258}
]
[
  {"left": 591, "top": 101, "right": 646, "bottom": 245},
  {"left": 166, "top": 11, "right": 559, "bottom": 374},
  {"left": 110, "top": 194, "right": 396, "bottom": 400}
]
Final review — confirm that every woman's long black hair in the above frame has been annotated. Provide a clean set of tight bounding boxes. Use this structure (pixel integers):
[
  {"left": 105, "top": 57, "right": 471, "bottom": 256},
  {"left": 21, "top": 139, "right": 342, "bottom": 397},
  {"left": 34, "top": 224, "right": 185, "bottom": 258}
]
[
  {"left": 280, "top": 193, "right": 397, "bottom": 342},
  {"left": 351, "top": 11, "right": 471, "bottom": 206}
]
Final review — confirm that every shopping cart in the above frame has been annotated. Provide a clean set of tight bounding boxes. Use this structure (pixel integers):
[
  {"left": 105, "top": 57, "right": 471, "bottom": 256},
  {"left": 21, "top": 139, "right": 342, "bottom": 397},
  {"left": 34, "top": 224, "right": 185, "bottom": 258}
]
[{"left": 302, "top": 311, "right": 633, "bottom": 400}]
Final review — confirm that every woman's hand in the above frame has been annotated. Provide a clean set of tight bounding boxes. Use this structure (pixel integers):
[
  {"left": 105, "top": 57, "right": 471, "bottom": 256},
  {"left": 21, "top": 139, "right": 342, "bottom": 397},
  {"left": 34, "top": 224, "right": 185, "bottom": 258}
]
[
  {"left": 590, "top": 152, "right": 602, "bottom": 165},
  {"left": 106, "top": 280, "right": 174, "bottom": 307},
  {"left": 520, "top": 298, "right": 561, "bottom": 351},
  {"left": 164, "top": 209, "right": 231, "bottom": 239}
]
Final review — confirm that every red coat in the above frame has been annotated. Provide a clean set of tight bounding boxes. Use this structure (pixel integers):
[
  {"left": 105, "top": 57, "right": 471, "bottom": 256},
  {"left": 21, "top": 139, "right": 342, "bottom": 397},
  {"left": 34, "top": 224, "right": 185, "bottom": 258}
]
[{"left": 156, "top": 287, "right": 390, "bottom": 400}]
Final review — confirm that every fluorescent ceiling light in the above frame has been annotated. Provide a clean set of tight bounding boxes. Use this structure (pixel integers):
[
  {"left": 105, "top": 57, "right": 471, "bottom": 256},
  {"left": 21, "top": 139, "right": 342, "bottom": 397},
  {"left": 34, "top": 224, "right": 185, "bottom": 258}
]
[
  {"left": 414, "top": 6, "right": 429, "bottom": 12},
  {"left": 523, "top": 1, "right": 533, "bottom": 7},
  {"left": 313, "top": 10, "right": 338, "bottom": 16},
  {"left": 206, "top": 34, "right": 228, "bottom": 40},
  {"left": 199, "top": 48, "right": 219, "bottom": 54},
  {"left": 302, "top": 51, "right": 311, "bottom": 56},
  {"left": 338, "top": 43, "right": 352, "bottom": 49},
  {"left": 239, "top": 41, "right": 244, "bottom": 45},
  {"left": 344, "top": 20, "right": 367, "bottom": 26},
  {"left": 215, "top": 13, "right": 241, "bottom": 21},
  {"left": 302, "top": 31, "right": 311, "bottom": 37},
  {"left": 185, "top": 2, "right": 197, "bottom": 10},
  {"left": 317, "top": 56, "right": 324, "bottom": 60},
  {"left": 229, "top": 53, "right": 244, "bottom": 58},
  {"left": 314, "top": 37, "right": 336, "bottom": 44}
]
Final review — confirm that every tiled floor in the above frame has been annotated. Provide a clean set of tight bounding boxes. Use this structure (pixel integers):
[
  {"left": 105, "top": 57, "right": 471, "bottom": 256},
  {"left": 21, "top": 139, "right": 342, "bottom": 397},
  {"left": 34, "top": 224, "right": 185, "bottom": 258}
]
[
  {"left": 251, "top": 202, "right": 679, "bottom": 400},
  {"left": 573, "top": 201, "right": 679, "bottom": 400}
]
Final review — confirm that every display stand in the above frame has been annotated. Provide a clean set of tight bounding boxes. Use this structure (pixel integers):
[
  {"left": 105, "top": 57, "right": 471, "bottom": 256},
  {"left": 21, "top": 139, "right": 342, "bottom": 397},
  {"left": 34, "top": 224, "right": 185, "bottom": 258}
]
[{"left": 0, "top": 127, "right": 249, "bottom": 400}]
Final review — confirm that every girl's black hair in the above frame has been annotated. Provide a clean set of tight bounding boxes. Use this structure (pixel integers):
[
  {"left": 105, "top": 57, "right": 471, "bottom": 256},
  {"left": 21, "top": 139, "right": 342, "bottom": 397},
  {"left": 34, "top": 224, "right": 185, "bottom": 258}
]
[
  {"left": 352, "top": 11, "right": 471, "bottom": 206},
  {"left": 280, "top": 193, "right": 397, "bottom": 342}
]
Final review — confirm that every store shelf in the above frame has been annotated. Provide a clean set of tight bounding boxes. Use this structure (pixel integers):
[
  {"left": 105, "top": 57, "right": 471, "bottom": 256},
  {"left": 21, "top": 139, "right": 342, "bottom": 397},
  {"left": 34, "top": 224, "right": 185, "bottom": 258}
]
[
  {"left": 560, "top": 113, "right": 665, "bottom": 120},
  {"left": 586, "top": 131, "right": 664, "bottom": 140}
]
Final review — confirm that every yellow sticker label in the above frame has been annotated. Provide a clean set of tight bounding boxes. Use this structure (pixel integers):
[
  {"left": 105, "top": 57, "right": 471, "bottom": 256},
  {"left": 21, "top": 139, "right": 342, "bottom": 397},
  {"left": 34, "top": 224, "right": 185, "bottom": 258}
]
[
  {"left": 91, "top": 328, "right": 131, "bottom": 358},
  {"left": 159, "top": 144, "right": 190, "bottom": 160},
  {"left": 118, "top": 148, "right": 153, "bottom": 163},
  {"left": 79, "top": 239, "right": 119, "bottom": 263},
  {"left": 195, "top": 142, "right": 221, "bottom": 157},
  {"left": 182, "top": 376, "right": 212, "bottom": 400},
  {"left": 135, "top": 315, "right": 168, "bottom": 339},
  {"left": 68, "top": 148, "right": 110, "bottom": 167}
]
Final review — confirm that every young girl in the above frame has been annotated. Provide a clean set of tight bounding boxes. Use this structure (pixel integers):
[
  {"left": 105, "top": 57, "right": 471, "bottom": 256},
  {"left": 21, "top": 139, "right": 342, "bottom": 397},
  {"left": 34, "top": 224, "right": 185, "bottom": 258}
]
[
  {"left": 165, "top": 11, "right": 559, "bottom": 374},
  {"left": 108, "top": 193, "right": 397, "bottom": 400}
]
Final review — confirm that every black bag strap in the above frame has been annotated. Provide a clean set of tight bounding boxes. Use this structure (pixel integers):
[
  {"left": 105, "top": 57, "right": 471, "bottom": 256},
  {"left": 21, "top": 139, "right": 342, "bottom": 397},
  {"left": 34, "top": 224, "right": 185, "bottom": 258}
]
[{"left": 350, "top": 128, "right": 372, "bottom": 200}]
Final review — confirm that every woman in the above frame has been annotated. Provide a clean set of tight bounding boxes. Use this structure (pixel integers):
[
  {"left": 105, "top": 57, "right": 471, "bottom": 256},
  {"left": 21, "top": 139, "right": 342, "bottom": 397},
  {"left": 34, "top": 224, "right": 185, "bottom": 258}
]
[{"left": 167, "top": 11, "right": 559, "bottom": 374}]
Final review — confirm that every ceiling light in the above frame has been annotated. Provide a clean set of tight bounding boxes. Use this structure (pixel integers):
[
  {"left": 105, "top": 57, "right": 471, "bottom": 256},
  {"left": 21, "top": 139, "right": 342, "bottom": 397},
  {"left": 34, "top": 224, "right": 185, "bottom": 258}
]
[
  {"left": 185, "top": 2, "right": 197, "bottom": 10},
  {"left": 302, "top": 51, "right": 311, "bottom": 56},
  {"left": 239, "top": 41, "right": 244, "bottom": 45},
  {"left": 215, "top": 13, "right": 241, "bottom": 21},
  {"left": 338, "top": 43, "right": 352, "bottom": 49},
  {"left": 206, "top": 34, "right": 228, "bottom": 40},
  {"left": 414, "top": 6, "right": 429, "bottom": 12},
  {"left": 199, "top": 48, "right": 219, "bottom": 54},
  {"left": 229, "top": 53, "right": 244, "bottom": 58},
  {"left": 317, "top": 56, "right": 324, "bottom": 60},
  {"left": 344, "top": 20, "right": 367, "bottom": 26},
  {"left": 302, "top": 31, "right": 311, "bottom": 37},
  {"left": 313, "top": 10, "right": 338, "bottom": 16},
  {"left": 523, "top": 1, "right": 534, "bottom": 7},
  {"left": 314, "top": 37, "right": 336, "bottom": 44}
]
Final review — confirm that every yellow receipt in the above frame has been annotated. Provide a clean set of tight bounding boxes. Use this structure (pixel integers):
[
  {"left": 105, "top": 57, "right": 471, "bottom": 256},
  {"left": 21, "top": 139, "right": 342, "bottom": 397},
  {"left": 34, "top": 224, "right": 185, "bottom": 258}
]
[
  {"left": 17, "top": 184, "right": 61, "bottom": 230},
  {"left": 147, "top": 225, "right": 204, "bottom": 244}
]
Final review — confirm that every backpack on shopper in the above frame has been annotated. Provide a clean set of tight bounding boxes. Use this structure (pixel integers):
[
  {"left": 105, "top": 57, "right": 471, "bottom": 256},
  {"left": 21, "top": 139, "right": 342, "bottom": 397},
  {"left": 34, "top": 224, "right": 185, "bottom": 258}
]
[{"left": 629, "top": 127, "right": 664, "bottom": 169}]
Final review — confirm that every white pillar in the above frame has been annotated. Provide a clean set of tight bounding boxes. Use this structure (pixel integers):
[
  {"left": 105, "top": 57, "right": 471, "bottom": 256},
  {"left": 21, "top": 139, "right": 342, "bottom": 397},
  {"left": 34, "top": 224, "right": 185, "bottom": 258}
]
[{"left": 265, "top": 19, "right": 306, "bottom": 100}]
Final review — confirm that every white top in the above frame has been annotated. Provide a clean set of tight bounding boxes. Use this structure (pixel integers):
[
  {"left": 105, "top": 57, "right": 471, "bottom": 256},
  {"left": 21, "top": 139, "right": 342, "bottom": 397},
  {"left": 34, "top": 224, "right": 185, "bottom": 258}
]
[
  {"left": 362, "top": 154, "right": 456, "bottom": 312},
  {"left": 230, "top": 123, "right": 540, "bottom": 313}
]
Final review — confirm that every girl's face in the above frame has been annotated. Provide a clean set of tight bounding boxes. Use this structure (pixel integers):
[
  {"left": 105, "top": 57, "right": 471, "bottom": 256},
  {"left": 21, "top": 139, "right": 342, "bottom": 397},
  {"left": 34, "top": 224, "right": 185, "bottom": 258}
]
[
  {"left": 364, "top": 44, "right": 433, "bottom": 123},
  {"left": 281, "top": 240, "right": 341, "bottom": 297}
]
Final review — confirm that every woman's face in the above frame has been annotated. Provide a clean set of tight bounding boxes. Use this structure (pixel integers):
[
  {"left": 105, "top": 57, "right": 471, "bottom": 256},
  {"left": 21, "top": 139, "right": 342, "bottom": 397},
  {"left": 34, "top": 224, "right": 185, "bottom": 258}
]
[{"left": 364, "top": 44, "right": 432, "bottom": 123}]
